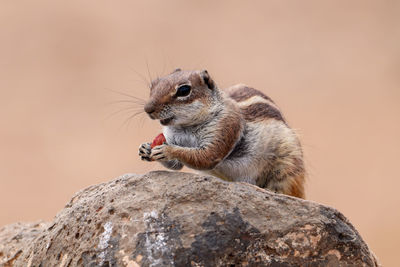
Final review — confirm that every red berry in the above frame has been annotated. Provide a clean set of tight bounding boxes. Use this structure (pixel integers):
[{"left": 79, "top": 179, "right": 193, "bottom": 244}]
[{"left": 151, "top": 133, "right": 166, "bottom": 148}]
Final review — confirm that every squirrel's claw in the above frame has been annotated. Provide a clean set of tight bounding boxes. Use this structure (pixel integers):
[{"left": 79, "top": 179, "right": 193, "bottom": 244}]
[
  {"left": 138, "top": 143, "right": 152, "bottom": 161},
  {"left": 149, "top": 144, "right": 171, "bottom": 162}
]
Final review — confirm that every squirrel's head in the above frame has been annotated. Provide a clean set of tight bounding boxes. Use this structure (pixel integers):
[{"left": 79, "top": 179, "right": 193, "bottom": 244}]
[{"left": 144, "top": 69, "right": 219, "bottom": 127}]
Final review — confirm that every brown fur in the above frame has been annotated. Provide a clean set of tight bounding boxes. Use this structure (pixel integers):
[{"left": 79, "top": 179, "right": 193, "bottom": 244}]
[
  {"left": 227, "top": 85, "right": 274, "bottom": 103},
  {"left": 287, "top": 175, "right": 305, "bottom": 198},
  {"left": 145, "top": 71, "right": 207, "bottom": 115},
  {"left": 169, "top": 107, "right": 243, "bottom": 170},
  {"left": 240, "top": 103, "right": 285, "bottom": 122},
  {"left": 140, "top": 69, "right": 306, "bottom": 199}
]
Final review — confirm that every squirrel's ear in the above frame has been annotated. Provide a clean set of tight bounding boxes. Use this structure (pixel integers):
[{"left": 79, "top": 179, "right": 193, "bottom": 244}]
[
  {"left": 171, "top": 68, "right": 181, "bottom": 74},
  {"left": 200, "top": 70, "right": 216, "bottom": 90}
]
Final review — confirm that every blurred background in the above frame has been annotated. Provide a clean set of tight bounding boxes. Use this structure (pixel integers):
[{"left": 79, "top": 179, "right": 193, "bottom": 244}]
[{"left": 0, "top": 0, "right": 399, "bottom": 265}]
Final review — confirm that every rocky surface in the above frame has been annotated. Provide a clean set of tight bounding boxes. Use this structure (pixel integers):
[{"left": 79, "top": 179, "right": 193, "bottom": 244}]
[
  {"left": 0, "top": 222, "right": 49, "bottom": 267},
  {"left": 0, "top": 171, "right": 380, "bottom": 266}
]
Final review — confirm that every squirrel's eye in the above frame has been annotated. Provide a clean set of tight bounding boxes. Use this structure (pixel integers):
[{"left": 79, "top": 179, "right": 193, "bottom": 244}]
[{"left": 175, "top": 85, "right": 191, "bottom": 97}]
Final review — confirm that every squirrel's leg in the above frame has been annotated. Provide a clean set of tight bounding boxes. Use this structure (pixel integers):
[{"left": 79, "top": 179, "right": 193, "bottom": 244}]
[
  {"left": 150, "top": 144, "right": 224, "bottom": 170},
  {"left": 150, "top": 115, "right": 242, "bottom": 170},
  {"left": 260, "top": 158, "right": 305, "bottom": 199},
  {"left": 160, "top": 160, "right": 183, "bottom": 170}
]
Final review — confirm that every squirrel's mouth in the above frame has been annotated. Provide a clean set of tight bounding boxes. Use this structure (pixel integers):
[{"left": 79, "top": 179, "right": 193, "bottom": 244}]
[{"left": 160, "top": 116, "right": 174, "bottom": 126}]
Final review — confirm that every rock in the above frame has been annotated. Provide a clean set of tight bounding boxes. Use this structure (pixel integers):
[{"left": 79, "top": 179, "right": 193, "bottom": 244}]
[
  {"left": 0, "top": 171, "right": 380, "bottom": 266},
  {"left": 0, "top": 222, "right": 49, "bottom": 267}
]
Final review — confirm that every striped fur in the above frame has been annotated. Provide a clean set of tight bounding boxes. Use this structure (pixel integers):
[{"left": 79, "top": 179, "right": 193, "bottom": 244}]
[{"left": 140, "top": 70, "right": 305, "bottom": 198}]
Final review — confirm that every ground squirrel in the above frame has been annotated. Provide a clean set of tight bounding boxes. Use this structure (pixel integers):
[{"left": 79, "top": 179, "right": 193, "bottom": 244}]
[{"left": 138, "top": 69, "right": 305, "bottom": 198}]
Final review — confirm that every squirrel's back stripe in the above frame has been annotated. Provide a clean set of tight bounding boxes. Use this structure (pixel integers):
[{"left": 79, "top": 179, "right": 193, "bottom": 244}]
[
  {"left": 226, "top": 85, "right": 274, "bottom": 103},
  {"left": 240, "top": 102, "right": 285, "bottom": 122},
  {"left": 237, "top": 95, "right": 279, "bottom": 111},
  {"left": 226, "top": 84, "right": 284, "bottom": 122}
]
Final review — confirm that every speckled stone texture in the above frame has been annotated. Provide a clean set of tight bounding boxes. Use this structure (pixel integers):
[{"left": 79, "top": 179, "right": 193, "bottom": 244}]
[{"left": 0, "top": 171, "right": 380, "bottom": 266}]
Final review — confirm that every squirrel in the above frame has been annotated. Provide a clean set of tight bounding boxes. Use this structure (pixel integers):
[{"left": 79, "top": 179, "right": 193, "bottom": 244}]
[{"left": 138, "top": 69, "right": 305, "bottom": 198}]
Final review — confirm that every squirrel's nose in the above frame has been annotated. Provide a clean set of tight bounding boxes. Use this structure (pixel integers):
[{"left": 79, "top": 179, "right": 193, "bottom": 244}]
[{"left": 144, "top": 103, "right": 156, "bottom": 115}]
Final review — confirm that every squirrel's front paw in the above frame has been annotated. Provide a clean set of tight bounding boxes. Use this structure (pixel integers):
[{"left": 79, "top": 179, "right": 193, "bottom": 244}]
[
  {"left": 138, "top": 142, "right": 152, "bottom": 161},
  {"left": 149, "top": 144, "right": 172, "bottom": 162}
]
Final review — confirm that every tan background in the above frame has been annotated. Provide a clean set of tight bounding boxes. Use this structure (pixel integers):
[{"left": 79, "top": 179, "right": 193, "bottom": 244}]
[{"left": 0, "top": 1, "right": 399, "bottom": 265}]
